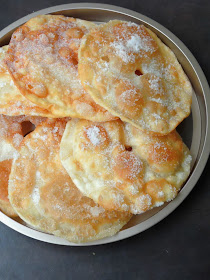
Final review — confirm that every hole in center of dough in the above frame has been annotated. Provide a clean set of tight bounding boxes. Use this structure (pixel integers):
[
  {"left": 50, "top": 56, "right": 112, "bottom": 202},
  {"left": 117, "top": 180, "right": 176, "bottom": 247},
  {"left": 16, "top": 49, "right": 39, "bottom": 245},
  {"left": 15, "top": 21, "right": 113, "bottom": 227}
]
[
  {"left": 135, "top": 69, "right": 142, "bottom": 76},
  {"left": 125, "top": 146, "right": 133, "bottom": 152},
  {"left": 101, "top": 56, "right": 109, "bottom": 62},
  {"left": 27, "top": 84, "right": 34, "bottom": 90},
  {"left": 21, "top": 121, "right": 35, "bottom": 136}
]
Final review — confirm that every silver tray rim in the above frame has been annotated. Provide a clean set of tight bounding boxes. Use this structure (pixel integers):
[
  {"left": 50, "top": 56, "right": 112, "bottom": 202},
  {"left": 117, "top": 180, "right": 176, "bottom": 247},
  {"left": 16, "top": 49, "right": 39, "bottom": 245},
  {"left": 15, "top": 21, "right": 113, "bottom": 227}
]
[{"left": 0, "top": 3, "right": 209, "bottom": 246}]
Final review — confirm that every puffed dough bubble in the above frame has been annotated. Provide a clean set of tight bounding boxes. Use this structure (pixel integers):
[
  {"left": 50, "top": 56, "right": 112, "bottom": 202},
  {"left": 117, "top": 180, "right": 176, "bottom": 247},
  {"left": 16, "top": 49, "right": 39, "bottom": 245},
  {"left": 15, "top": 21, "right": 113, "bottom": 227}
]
[
  {"left": 0, "top": 46, "right": 54, "bottom": 117},
  {"left": 8, "top": 119, "right": 132, "bottom": 243},
  {"left": 78, "top": 20, "right": 192, "bottom": 135},
  {"left": 0, "top": 114, "right": 45, "bottom": 216},
  {"left": 60, "top": 119, "right": 192, "bottom": 214},
  {"left": 5, "top": 15, "right": 116, "bottom": 121}
]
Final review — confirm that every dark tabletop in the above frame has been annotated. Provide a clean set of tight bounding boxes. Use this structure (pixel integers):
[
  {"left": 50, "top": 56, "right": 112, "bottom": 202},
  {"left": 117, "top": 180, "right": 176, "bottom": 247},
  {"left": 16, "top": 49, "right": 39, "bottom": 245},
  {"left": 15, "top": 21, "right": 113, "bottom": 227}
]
[{"left": 0, "top": 0, "right": 210, "bottom": 279}]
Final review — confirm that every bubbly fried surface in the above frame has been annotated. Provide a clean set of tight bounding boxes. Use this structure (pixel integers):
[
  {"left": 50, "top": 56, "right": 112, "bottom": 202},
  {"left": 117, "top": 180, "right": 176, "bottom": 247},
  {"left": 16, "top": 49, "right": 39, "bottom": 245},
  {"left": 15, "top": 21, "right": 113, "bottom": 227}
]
[
  {"left": 60, "top": 119, "right": 191, "bottom": 214},
  {"left": 78, "top": 20, "right": 192, "bottom": 135},
  {"left": 0, "top": 159, "right": 17, "bottom": 216},
  {"left": 0, "top": 46, "right": 54, "bottom": 117},
  {"left": 0, "top": 114, "right": 45, "bottom": 216},
  {"left": 0, "top": 114, "right": 36, "bottom": 161},
  {"left": 0, "top": 114, "right": 46, "bottom": 161},
  {"left": 5, "top": 15, "right": 116, "bottom": 121},
  {"left": 9, "top": 119, "right": 131, "bottom": 243},
  {"left": 0, "top": 115, "right": 22, "bottom": 162}
]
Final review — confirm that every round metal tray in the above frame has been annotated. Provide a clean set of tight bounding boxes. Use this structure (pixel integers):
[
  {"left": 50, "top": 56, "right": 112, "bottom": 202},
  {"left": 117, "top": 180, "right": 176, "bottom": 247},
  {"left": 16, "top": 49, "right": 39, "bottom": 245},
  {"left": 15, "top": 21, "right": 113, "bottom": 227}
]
[{"left": 0, "top": 3, "right": 209, "bottom": 246}]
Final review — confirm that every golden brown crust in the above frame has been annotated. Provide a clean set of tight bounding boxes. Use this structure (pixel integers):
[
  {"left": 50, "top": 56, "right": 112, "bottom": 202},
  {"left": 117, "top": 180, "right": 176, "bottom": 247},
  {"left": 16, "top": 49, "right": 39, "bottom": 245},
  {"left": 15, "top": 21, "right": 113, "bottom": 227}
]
[
  {"left": 0, "top": 160, "right": 17, "bottom": 217},
  {"left": 78, "top": 20, "right": 192, "bottom": 135},
  {"left": 0, "top": 114, "right": 46, "bottom": 217},
  {"left": 60, "top": 119, "right": 192, "bottom": 214},
  {"left": 5, "top": 15, "right": 116, "bottom": 121},
  {"left": 8, "top": 119, "right": 131, "bottom": 243},
  {"left": 0, "top": 46, "right": 54, "bottom": 117}
]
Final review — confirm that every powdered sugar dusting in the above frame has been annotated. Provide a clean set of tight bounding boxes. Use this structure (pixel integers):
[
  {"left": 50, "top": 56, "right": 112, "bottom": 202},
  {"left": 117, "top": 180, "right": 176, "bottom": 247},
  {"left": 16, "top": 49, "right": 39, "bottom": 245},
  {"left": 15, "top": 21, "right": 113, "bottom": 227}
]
[
  {"left": 126, "top": 34, "right": 153, "bottom": 53},
  {"left": 33, "top": 132, "right": 47, "bottom": 141},
  {"left": 111, "top": 41, "right": 133, "bottom": 63},
  {"left": 32, "top": 171, "right": 41, "bottom": 205},
  {"left": 6, "top": 15, "right": 108, "bottom": 120},
  {"left": 137, "top": 194, "right": 152, "bottom": 208},
  {"left": 62, "top": 116, "right": 192, "bottom": 215},
  {"left": 110, "top": 24, "right": 155, "bottom": 63},
  {"left": 52, "top": 127, "right": 59, "bottom": 134},
  {"left": 149, "top": 141, "right": 170, "bottom": 164},
  {"left": 155, "top": 201, "right": 164, "bottom": 206},
  {"left": 32, "top": 186, "right": 40, "bottom": 205},
  {"left": 89, "top": 206, "right": 105, "bottom": 217},
  {"left": 129, "top": 184, "right": 139, "bottom": 195},
  {"left": 0, "top": 81, "right": 7, "bottom": 88},
  {"left": 148, "top": 76, "right": 161, "bottom": 93},
  {"left": 86, "top": 126, "right": 101, "bottom": 146},
  {"left": 118, "top": 88, "right": 140, "bottom": 106},
  {"left": 123, "top": 153, "right": 143, "bottom": 180},
  {"left": 158, "top": 191, "right": 164, "bottom": 198},
  {"left": 12, "top": 133, "right": 23, "bottom": 148}
]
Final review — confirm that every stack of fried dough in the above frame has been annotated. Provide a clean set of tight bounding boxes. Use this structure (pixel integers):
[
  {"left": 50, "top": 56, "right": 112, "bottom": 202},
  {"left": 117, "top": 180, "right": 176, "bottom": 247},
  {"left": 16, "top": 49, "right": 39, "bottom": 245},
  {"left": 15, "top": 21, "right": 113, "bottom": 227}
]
[{"left": 0, "top": 15, "right": 192, "bottom": 243}]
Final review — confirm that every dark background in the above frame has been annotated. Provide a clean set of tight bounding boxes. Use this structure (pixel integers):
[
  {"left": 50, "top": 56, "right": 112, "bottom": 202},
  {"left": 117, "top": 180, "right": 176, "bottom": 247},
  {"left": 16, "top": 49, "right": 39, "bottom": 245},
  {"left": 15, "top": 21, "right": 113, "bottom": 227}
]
[{"left": 0, "top": 0, "right": 209, "bottom": 279}]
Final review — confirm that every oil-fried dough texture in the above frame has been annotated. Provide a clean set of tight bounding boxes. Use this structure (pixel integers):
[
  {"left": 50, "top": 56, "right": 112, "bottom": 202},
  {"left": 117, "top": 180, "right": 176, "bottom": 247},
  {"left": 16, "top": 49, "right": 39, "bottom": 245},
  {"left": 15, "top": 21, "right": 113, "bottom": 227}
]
[
  {"left": 0, "top": 159, "right": 17, "bottom": 217},
  {"left": 0, "top": 115, "right": 26, "bottom": 216},
  {"left": 0, "top": 114, "right": 44, "bottom": 161},
  {"left": 5, "top": 15, "right": 116, "bottom": 121},
  {"left": 9, "top": 119, "right": 131, "bottom": 243},
  {"left": 0, "top": 115, "right": 23, "bottom": 162},
  {"left": 78, "top": 20, "right": 192, "bottom": 134},
  {"left": 0, "top": 46, "right": 54, "bottom": 117},
  {"left": 0, "top": 114, "right": 45, "bottom": 216},
  {"left": 60, "top": 119, "right": 192, "bottom": 213}
]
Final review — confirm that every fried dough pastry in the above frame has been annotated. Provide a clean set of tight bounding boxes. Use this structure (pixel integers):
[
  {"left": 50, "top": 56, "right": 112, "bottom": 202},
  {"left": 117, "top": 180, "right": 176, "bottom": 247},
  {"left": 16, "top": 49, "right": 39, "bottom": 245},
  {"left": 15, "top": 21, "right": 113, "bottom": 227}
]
[
  {"left": 0, "top": 114, "right": 45, "bottom": 216},
  {"left": 78, "top": 20, "right": 192, "bottom": 135},
  {"left": 0, "top": 160, "right": 17, "bottom": 216},
  {"left": 60, "top": 119, "right": 192, "bottom": 214},
  {"left": 8, "top": 119, "right": 131, "bottom": 243},
  {"left": 5, "top": 15, "right": 116, "bottom": 121},
  {"left": 0, "top": 46, "right": 54, "bottom": 117}
]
